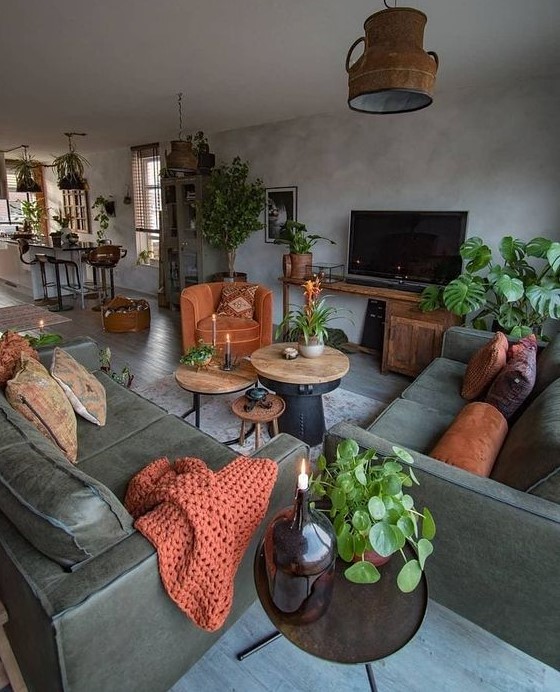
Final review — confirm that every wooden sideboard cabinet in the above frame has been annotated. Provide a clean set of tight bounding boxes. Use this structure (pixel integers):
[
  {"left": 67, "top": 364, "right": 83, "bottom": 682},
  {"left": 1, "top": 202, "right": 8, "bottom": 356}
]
[{"left": 280, "top": 277, "right": 460, "bottom": 377}]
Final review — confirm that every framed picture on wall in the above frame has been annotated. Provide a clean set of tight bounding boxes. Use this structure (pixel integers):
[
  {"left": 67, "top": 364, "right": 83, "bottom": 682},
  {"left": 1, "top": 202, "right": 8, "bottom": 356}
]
[{"left": 265, "top": 187, "right": 297, "bottom": 243}]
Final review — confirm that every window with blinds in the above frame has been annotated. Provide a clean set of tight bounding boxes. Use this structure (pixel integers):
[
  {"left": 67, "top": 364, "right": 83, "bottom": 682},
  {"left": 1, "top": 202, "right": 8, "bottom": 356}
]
[
  {"left": 131, "top": 143, "right": 161, "bottom": 261},
  {"left": 0, "top": 163, "right": 43, "bottom": 229}
]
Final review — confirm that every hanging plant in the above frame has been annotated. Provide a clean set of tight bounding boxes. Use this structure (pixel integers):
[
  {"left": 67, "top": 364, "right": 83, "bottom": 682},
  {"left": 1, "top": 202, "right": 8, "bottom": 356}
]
[
  {"left": 52, "top": 132, "right": 89, "bottom": 190},
  {"left": 13, "top": 146, "right": 42, "bottom": 193}
]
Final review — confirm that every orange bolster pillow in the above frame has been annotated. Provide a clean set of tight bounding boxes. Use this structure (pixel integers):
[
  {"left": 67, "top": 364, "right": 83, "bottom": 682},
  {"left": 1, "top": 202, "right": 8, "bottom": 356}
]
[{"left": 430, "top": 402, "right": 508, "bottom": 477}]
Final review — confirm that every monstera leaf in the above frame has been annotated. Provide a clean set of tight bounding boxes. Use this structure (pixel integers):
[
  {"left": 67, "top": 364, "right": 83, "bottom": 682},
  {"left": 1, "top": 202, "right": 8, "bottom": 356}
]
[
  {"left": 526, "top": 284, "right": 560, "bottom": 319},
  {"left": 525, "top": 237, "right": 551, "bottom": 259},
  {"left": 499, "top": 236, "right": 526, "bottom": 264},
  {"left": 460, "top": 237, "right": 492, "bottom": 273},
  {"left": 418, "top": 284, "right": 444, "bottom": 312},
  {"left": 492, "top": 273, "right": 525, "bottom": 302},
  {"left": 547, "top": 242, "right": 560, "bottom": 274},
  {"left": 442, "top": 275, "right": 487, "bottom": 315},
  {"left": 497, "top": 303, "right": 525, "bottom": 331}
]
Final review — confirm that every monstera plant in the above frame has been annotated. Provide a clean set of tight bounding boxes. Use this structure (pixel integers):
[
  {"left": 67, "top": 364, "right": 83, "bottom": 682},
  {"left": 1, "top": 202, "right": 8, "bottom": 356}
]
[{"left": 419, "top": 236, "right": 560, "bottom": 339}]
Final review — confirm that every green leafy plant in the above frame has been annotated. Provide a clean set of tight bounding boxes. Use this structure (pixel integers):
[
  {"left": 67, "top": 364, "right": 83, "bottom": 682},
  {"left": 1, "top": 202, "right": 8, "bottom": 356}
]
[
  {"left": 13, "top": 147, "right": 41, "bottom": 193},
  {"left": 99, "top": 347, "right": 134, "bottom": 388},
  {"left": 311, "top": 438, "right": 436, "bottom": 593},
  {"left": 419, "top": 236, "right": 560, "bottom": 339},
  {"left": 22, "top": 332, "right": 63, "bottom": 348},
  {"left": 92, "top": 195, "right": 112, "bottom": 243},
  {"left": 136, "top": 249, "right": 153, "bottom": 265},
  {"left": 180, "top": 340, "right": 217, "bottom": 368},
  {"left": 273, "top": 220, "right": 336, "bottom": 254},
  {"left": 52, "top": 208, "right": 71, "bottom": 229},
  {"left": 20, "top": 200, "right": 45, "bottom": 234},
  {"left": 187, "top": 130, "right": 209, "bottom": 155},
  {"left": 199, "top": 156, "right": 265, "bottom": 277},
  {"left": 52, "top": 133, "right": 89, "bottom": 190},
  {"left": 276, "top": 276, "right": 351, "bottom": 344}
]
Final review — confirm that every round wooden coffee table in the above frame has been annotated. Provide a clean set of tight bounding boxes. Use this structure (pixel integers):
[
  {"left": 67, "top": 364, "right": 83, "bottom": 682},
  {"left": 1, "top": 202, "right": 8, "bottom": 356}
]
[
  {"left": 250, "top": 343, "right": 350, "bottom": 445},
  {"left": 175, "top": 359, "right": 257, "bottom": 437}
]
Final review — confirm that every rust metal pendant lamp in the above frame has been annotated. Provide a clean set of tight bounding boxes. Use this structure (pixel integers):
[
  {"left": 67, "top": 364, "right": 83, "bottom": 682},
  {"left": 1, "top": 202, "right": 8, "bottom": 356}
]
[{"left": 346, "top": 2, "right": 439, "bottom": 114}]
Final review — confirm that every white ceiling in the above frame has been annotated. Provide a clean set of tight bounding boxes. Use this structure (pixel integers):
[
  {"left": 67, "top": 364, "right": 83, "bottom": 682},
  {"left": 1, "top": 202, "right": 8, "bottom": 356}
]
[{"left": 2, "top": 0, "right": 560, "bottom": 159}]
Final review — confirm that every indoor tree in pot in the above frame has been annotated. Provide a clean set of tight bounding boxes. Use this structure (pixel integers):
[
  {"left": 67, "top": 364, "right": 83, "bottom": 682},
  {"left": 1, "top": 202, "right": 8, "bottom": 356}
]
[
  {"left": 311, "top": 438, "right": 436, "bottom": 593},
  {"left": 199, "top": 157, "right": 265, "bottom": 280},
  {"left": 274, "top": 220, "right": 336, "bottom": 280},
  {"left": 419, "top": 235, "right": 560, "bottom": 339}
]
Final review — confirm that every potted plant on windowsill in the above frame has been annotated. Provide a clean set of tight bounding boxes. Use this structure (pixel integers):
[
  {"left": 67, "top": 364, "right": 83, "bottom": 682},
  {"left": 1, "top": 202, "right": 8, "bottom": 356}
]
[
  {"left": 419, "top": 235, "right": 560, "bottom": 340},
  {"left": 276, "top": 276, "right": 351, "bottom": 357},
  {"left": 311, "top": 438, "right": 436, "bottom": 593},
  {"left": 274, "top": 220, "right": 336, "bottom": 280},
  {"left": 199, "top": 156, "right": 265, "bottom": 280}
]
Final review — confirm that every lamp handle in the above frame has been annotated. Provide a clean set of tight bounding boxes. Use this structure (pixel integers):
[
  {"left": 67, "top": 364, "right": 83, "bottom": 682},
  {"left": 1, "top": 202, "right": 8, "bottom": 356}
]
[
  {"left": 345, "top": 37, "right": 366, "bottom": 74},
  {"left": 427, "top": 51, "right": 439, "bottom": 68}
]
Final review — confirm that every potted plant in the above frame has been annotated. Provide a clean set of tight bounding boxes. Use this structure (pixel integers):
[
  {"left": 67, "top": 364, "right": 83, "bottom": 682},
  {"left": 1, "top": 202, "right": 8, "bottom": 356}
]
[
  {"left": 200, "top": 156, "right": 265, "bottom": 279},
  {"left": 13, "top": 146, "right": 42, "bottom": 193},
  {"left": 274, "top": 220, "right": 336, "bottom": 280},
  {"left": 180, "top": 341, "right": 217, "bottom": 369},
  {"left": 311, "top": 438, "right": 436, "bottom": 593},
  {"left": 21, "top": 200, "right": 46, "bottom": 236},
  {"left": 419, "top": 235, "right": 560, "bottom": 339},
  {"left": 52, "top": 133, "right": 89, "bottom": 190},
  {"left": 187, "top": 130, "right": 215, "bottom": 173},
  {"left": 65, "top": 232, "right": 79, "bottom": 246},
  {"left": 92, "top": 195, "right": 114, "bottom": 244},
  {"left": 276, "top": 276, "right": 351, "bottom": 357},
  {"left": 136, "top": 249, "right": 153, "bottom": 265}
]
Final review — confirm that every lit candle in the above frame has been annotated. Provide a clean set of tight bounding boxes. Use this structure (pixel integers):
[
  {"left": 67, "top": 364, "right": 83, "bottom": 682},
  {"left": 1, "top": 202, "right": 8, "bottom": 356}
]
[
  {"left": 298, "top": 458, "right": 309, "bottom": 491},
  {"left": 225, "top": 333, "right": 231, "bottom": 368},
  {"left": 211, "top": 313, "right": 217, "bottom": 347},
  {"left": 39, "top": 319, "right": 44, "bottom": 333}
]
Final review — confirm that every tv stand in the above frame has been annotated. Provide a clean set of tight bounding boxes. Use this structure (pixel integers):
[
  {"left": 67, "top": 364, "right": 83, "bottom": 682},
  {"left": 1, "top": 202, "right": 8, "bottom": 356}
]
[{"left": 280, "top": 277, "right": 460, "bottom": 377}]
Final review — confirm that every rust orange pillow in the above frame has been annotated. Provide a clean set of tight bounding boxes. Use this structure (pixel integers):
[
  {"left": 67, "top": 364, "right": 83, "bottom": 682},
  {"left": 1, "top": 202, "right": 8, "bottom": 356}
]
[
  {"left": 6, "top": 355, "right": 78, "bottom": 463},
  {"left": 461, "top": 331, "right": 508, "bottom": 400},
  {"left": 485, "top": 334, "right": 538, "bottom": 420},
  {"left": 430, "top": 402, "right": 508, "bottom": 477},
  {"left": 217, "top": 284, "right": 257, "bottom": 319},
  {"left": 0, "top": 330, "right": 38, "bottom": 387},
  {"left": 51, "top": 347, "right": 107, "bottom": 426}
]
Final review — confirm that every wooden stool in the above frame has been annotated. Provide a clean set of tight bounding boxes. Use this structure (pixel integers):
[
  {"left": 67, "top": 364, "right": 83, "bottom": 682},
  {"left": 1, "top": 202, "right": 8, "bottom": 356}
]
[
  {"left": 231, "top": 393, "right": 285, "bottom": 451},
  {"left": 0, "top": 600, "right": 27, "bottom": 691}
]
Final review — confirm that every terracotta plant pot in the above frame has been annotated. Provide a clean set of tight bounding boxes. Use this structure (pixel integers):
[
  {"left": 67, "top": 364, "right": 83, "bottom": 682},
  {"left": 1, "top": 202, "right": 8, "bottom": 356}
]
[{"left": 283, "top": 252, "right": 312, "bottom": 280}]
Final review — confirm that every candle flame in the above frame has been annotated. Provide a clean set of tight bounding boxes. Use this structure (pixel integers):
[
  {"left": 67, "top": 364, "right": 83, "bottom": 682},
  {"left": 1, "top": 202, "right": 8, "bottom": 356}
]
[
  {"left": 211, "top": 313, "right": 216, "bottom": 321},
  {"left": 39, "top": 319, "right": 44, "bottom": 329},
  {"left": 226, "top": 333, "right": 231, "bottom": 342}
]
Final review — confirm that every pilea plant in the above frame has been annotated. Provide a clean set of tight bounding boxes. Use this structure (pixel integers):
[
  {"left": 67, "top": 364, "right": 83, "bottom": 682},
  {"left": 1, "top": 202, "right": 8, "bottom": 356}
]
[{"left": 311, "top": 438, "right": 436, "bottom": 593}]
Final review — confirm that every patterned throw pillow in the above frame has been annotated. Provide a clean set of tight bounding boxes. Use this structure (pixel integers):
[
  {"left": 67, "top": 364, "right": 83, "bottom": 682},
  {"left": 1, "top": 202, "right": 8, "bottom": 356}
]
[
  {"left": 6, "top": 355, "right": 78, "bottom": 462},
  {"left": 0, "top": 331, "right": 38, "bottom": 387},
  {"left": 217, "top": 284, "right": 258, "bottom": 319},
  {"left": 51, "top": 347, "right": 107, "bottom": 426},
  {"left": 485, "top": 334, "right": 538, "bottom": 420},
  {"left": 461, "top": 331, "right": 509, "bottom": 400}
]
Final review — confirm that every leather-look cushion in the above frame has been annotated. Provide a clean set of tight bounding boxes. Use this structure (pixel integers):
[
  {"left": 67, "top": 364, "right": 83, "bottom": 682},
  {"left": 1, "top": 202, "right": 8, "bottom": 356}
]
[
  {"left": 430, "top": 402, "right": 508, "bottom": 477},
  {"left": 6, "top": 355, "right": 78, "bottom": 462},
  {"left": 51, "top": 347, "right": 107, "bottom": 426},
  {"left": 461, "top": 331, "right": 508, "bottom": 400},
  {"left": 217, "top": 284, "right": 257, "bottom": 319},
  {"left": 485, "top": 334, "right": 537, "bottom": 419},
  {"left": 0, "top": 330, "right": 38, "bottom": 387}
]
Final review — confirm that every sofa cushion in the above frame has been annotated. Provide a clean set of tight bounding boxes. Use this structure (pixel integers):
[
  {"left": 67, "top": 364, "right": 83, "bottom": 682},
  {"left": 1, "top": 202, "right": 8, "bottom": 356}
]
[
  {"left": 461, "top": 331, "right": 508, "bottom": 400},
  {"left": 485, "top": 334, "right": 537, "bottom": 420},
  {"left": 6, "top": 355, "right": 78, "bottom": 463},
  {"left": 51, "top": 347, "right": 107, "bottom": 426},
  {"left": 430, "top": 402, "right": 508, "bottom": 477},
  {"left": 530, "top": 332, "right": 560, "bottom": 401},
  {"left": 529, "top": 468, "right": 560, "bottom": 504},
  {"left": 0, "top": 331, "right": 38, "bottom": 387},
  {"left": 491, "top": 377, "right": 560, "bottom": 490},
  {"left": 217, "top": 283, "right": 257, "bottom": 319},
  {"left": 367, "top": 398, "right": 456, "bottom": 455},
  {"left": 0, "top": 439, "right": 134, "bottom": 568},
  {"left": 400, "top": 357, "right": 467, "bottom": 417}
]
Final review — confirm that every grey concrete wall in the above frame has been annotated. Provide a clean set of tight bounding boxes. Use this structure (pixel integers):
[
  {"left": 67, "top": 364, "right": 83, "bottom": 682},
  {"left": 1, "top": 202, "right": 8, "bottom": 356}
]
[{"left": 82, "top": 76, "right": 560, "bottom": 342}]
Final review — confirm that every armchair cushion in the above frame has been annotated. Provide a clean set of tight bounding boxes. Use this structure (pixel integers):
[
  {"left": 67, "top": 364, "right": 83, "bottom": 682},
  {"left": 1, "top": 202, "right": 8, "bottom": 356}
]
[{"left": 217, "top": 284, "right": 257, "bottom": 319}]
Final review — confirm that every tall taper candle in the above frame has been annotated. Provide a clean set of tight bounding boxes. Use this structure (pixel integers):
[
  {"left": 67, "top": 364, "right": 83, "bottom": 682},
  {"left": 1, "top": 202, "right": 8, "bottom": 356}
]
[
  {"left": 225, "top": 333, "right": 231, "bottom": 368},
  {"left": 211, "top": 313, "right": 217, "bottom": 347}
]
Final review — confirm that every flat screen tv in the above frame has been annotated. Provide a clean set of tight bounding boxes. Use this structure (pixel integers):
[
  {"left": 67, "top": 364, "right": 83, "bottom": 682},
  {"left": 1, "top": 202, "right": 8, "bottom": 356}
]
[{"left": 346, "top": 210, "right": 468, "bottom": 292}]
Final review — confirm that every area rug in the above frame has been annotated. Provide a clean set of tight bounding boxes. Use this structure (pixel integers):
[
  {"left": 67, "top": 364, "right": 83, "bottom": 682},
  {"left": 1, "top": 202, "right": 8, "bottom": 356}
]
[
  {"left": 134, "top": 374, "right": 387, "bottom": 457},
  {"left": 0, "top": 304, "right": 71, "bottom": 333}
]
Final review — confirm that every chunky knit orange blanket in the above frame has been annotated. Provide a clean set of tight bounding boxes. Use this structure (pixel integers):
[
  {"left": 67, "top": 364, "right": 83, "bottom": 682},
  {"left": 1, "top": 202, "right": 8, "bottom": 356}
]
[{"left": 125, "top": 455, "right": 278, "bottom": 631}]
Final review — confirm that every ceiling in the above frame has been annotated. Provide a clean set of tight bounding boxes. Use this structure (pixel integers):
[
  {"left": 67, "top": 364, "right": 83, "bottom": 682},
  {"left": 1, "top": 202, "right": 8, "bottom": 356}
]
[{"left": 2, "top": 0, "right": 560, "bottom": 160}]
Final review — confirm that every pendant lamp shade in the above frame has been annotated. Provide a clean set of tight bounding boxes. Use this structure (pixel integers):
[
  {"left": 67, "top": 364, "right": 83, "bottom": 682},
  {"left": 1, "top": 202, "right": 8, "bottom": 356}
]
[
  {"left": 346, "top": 7, "right": 439, "bottom": 114},
  {"left": 0, "top": 154, "right": 8, "bottom": 200}
]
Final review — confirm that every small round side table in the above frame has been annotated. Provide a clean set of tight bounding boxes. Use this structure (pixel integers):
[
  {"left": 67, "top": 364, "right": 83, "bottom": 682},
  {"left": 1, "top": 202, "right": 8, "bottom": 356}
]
[{"left": 231, "top": 394, "right": 286, "bottom": 450}]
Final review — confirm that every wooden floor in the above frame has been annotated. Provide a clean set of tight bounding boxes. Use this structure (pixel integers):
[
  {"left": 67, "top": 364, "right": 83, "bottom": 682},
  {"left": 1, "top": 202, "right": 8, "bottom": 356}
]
[{"left": 1, "top": 281, "right": 559, "bottom": 692}]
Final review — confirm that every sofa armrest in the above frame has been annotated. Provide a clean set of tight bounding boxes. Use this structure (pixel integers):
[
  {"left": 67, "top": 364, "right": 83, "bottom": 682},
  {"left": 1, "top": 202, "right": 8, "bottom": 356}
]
[
  {"left": 440, "top": 326, "right": 495, "bottom": 363},
  {"left": 253, "top": 286, "right": 273, "bottom": 346},
  {"left": 324, "top": 421, "right": 560, "bottom": 671}
]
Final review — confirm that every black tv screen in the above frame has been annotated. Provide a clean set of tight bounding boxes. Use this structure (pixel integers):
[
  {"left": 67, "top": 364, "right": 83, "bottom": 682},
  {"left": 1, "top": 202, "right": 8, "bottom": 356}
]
[{"left": 346, "top": 210, "right": 468, "bottom": 291}]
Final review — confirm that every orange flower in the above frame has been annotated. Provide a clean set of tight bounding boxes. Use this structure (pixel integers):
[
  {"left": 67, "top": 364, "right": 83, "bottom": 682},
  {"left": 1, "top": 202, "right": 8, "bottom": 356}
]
[{"left": 302, "top": 276, "right": 322, "bottom": 305}]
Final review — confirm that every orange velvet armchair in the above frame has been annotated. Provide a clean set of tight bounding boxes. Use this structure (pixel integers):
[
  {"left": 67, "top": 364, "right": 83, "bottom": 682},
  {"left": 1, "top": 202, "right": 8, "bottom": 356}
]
[{"left": 180, "top": 282, "right": 273, "bottom": 358}]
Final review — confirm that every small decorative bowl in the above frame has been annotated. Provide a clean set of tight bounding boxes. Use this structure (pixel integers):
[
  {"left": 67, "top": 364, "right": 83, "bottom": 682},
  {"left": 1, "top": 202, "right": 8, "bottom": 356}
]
[{"left": 283, "top": 347, "right": 298, "bottom": 360}]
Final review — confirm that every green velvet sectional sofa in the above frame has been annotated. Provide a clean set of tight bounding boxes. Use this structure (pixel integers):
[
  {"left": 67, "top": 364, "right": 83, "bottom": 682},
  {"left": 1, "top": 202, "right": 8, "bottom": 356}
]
[
  {"left": 325, "top": 325, "right": 560, "bottom": 671},
  {"left": 0, "top": 337, "right": 308, "bottom": 692}
]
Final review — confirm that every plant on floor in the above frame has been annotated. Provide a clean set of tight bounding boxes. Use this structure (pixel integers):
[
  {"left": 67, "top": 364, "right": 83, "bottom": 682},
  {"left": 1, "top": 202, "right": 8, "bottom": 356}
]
[
  {"left": 180, "top": 340, "right": 217, "bottom": 368},
  {"left": 199, "top": 156, "right": 265, "bottom": 277},
  {"left": 20, "top": 200, "right": 46, "bottom": 235},
  {"left": 419, "top": 235, "right": 560, "bottom": 339},
  {"left": 276, "top": 276, "right": 351, "bottom": 345},
  {"left": 311, "top": 438, "right": 436, "bottom": 593},
  {"left": 273, "top": 220, "right": 336, "bottom": 254},
  {"left": 99, "top": 347, "right": 134, "bottom": 388}
]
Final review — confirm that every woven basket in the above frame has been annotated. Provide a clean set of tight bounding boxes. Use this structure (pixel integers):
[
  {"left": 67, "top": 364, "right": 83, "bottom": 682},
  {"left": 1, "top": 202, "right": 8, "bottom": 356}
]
[{"left": 102, "top": 296, "right": 151, "bottom": 333}]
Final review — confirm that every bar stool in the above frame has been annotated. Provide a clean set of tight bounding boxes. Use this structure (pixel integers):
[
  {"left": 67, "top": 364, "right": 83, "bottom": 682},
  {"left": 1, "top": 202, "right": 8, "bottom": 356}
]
[
  {"left": 83, "top": 245, "right": 127, "bottom": 310},
  {"left": 16, "top": 238, "right": 52, "bottom": 305},
  {"left": 46, "top": 254, "right": 81, "bottom": 312}
]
